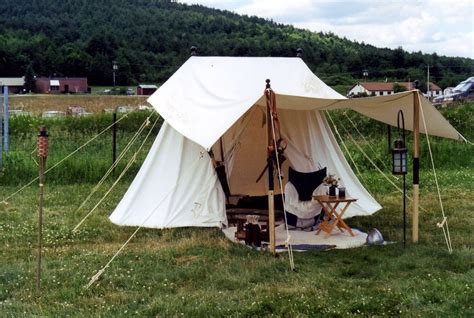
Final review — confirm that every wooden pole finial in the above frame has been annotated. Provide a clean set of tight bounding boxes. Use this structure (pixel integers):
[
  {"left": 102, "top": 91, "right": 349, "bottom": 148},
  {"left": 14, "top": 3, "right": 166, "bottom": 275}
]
[
  {"left": 296, "top": 48, "right": 303, "bottom": 57},
  {"left": 413, "top": 80, "right": 420, "bottom": 90},
  {"left": 37, "top": 126, "right": 48, "bottom": 158},
  {"left": 190, "top": 46, "right": 198, "bottom": 56},
  {"left": 265, "top": 79, "right": 271, "bottom": 89}
]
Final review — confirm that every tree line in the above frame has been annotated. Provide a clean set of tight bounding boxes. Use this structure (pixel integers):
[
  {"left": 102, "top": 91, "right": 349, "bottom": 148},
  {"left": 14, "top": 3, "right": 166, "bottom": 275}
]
[{"left": 0, "top": 0, "right": 472, "bottom": 88}]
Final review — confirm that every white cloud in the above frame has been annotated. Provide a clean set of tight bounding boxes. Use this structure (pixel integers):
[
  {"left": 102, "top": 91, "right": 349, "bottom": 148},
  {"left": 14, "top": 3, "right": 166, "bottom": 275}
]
[
  {"left": 179, "top": 0, "right": 474, "bottom": 58},
  {"left": 234, "top": 0, "right": 316, "bottom": 22}
]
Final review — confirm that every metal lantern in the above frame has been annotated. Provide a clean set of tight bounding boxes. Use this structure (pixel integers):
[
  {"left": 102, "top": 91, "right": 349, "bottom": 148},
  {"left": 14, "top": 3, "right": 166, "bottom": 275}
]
[
  {"left": 392, "top": 136, "right": 407, "bottom": 175},
  {"left": 392, "top": 110, "right": 408, "bottom": 247},
  {"left": 392, "top": 110, "right": 407, "bottom": 175}
]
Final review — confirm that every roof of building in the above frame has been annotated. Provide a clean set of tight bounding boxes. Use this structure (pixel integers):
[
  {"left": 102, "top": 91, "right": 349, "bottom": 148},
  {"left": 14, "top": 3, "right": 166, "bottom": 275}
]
[
  {"left": 357, "top": 81, "right": 441, "bottom": 91},
  {"left": 138, "top": 84, "right": 158, "bottom": 89},
  {"left": 0, "top": 77, "right": 25, "bottom": 86},
  {"left": 36, "top": 77, "right": 87, "bottom": 80}
]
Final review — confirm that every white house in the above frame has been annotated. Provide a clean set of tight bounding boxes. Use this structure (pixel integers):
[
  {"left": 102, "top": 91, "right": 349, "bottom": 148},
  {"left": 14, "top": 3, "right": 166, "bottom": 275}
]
[{"left": 348, "top": 82, "right": 442, "bottom": 98}]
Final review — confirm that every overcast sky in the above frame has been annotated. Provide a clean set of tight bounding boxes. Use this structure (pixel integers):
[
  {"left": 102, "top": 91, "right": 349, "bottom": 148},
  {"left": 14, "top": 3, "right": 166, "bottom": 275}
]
[{"left": 179, "top": 0, "right": 474, "bottom": 59}]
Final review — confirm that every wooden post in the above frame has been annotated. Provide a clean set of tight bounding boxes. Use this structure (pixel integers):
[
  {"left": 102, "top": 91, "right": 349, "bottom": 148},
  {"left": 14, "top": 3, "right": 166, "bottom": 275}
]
[
  {"left": 265, "top": 79, "right": 276, "bottom": 256},
  {"left": 37, "top": 126, "right": 48, "bottom": 292},
  {"left": 0, "top": 86, "right": 3, "bottom": 167},
  {"left": 3, "top": 85, "right": 9, "bottom": 152},
  {"left": 112, "top": 111, "right": 117, "bottom": 173},
  {"left": 413, "top": 90, "right": 420, "bottom": 242},
  {"left": 387, "top": 124, "right": 392, "bottom": 154}
]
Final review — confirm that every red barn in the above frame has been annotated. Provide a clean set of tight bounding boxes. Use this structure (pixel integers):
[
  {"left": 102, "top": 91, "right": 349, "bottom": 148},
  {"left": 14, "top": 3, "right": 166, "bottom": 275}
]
[
  {"left": 136, "top": 84, "right": 158, "bottom": 95},
  {"left": 35, "top": 77, "right": 89, "bottom": 94}
]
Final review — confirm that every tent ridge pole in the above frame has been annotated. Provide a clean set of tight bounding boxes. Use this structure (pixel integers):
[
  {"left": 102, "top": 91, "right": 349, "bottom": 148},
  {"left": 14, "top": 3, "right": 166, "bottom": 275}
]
[{"left": 413, "top": 90, "right": 420, "bottom": 243}]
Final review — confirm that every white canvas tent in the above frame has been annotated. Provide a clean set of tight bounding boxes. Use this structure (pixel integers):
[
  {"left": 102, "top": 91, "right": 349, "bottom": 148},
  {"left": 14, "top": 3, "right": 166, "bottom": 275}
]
[{"left": 109, "top": 56, "right": 465, "bottom": 230}]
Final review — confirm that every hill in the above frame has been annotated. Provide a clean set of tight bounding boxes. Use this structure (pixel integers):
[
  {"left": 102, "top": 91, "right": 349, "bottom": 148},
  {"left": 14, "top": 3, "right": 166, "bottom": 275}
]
[{"left": 0, "top": 0, "right": 472, "bottom": 87}]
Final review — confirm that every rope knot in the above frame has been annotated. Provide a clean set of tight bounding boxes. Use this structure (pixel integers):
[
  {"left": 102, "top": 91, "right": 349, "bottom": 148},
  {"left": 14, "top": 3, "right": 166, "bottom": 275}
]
[
  {"left": 437, "top": 216, "right": 447, "bottom": 228},
  {"left": 86, "top": 267, "right": 106, "bottom": 289}
]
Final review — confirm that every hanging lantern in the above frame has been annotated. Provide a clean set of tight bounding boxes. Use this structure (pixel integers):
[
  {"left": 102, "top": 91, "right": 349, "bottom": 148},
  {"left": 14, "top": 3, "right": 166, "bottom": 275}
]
[
  {"left": 392, "top": 110, "right": 407, "bottom": 175},
  {"left": 392, "top": 136, "right": 407, "bottom": 175}
]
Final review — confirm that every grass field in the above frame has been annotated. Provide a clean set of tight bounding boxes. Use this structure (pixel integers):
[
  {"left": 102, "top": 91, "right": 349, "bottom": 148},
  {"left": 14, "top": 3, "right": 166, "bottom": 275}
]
[
  {"left": 0, "top": 101, "right": 472, "bottom": 316},
  {"left": 8, "top": 94, "right": 150, "bottom": 115}
]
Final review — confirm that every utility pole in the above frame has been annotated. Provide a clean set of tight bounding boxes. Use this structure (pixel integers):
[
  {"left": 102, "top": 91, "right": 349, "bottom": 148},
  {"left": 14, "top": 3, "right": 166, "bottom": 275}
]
[
  {"left": 113, "top": 61, "right": 118, "bottom": 88},
  {"left": 362, "top": 69, "right": 368, "bottom": 80},
  {"left": 426, "top": 64, "right": 430, "bottom": 98}
]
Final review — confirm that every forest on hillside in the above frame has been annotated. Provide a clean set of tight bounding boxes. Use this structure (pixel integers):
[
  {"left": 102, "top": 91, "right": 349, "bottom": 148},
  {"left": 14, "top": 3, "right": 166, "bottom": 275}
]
[{"left": 0, "top": 0, "right": 472, "bottom": 87}]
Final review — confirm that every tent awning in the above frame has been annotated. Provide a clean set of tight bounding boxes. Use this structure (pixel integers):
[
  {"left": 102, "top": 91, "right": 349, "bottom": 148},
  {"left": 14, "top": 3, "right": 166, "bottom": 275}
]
[{"left": 148, "top": 56, "right": 465, "bottom": 149}]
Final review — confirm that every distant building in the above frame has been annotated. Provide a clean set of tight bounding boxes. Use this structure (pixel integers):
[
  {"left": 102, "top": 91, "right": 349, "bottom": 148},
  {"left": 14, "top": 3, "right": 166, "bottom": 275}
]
[
  {"left": 35, "top": 77, "right": 88, "bottom": 94},
  {"left": 0, "top": 77, "right": 25, "bottom": 93},
  {"left": 136, "top": 84, "right": 158, "bottom": 95},
  {"left": 348, "top": 82, "right": 442, "bottom": 98}
]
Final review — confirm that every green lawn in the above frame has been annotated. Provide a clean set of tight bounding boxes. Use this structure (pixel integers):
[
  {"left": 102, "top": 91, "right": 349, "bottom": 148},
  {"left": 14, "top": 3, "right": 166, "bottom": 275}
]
[
  {"left": 0, "top": 174, "right": 472, "bottom": 316},
  {"left": 0, "top": 104, "right": 472, "bottom": 316}
]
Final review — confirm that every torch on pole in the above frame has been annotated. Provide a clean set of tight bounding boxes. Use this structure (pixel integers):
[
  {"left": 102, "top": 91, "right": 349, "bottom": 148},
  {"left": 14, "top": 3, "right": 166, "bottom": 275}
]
[{"left": 37, "top": 126, "right": 48, "bottom": 293}]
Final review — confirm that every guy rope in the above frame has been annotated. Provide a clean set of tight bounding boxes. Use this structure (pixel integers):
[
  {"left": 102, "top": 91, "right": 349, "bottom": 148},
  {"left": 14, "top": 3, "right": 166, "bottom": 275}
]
[
  {"left": 73, "top": 115, "right": 154, "bottom": 217},
  {"left": 419, "top": 102, "right": 453, "bottom": 253},
  {"left": 86, "top": 151, "right": 209, "bottom": 288},
  {"left": 1, "top": 112, "right": 131, "bottom": 205},
  {"left": 342, "top": 111, "right": 398, "bottom": 180},
  {"left": 325, "top": 110, "right": 428, "bottom": 212},
  {"left": 73, "top": 115, "right": 161, "bottom": 232}
]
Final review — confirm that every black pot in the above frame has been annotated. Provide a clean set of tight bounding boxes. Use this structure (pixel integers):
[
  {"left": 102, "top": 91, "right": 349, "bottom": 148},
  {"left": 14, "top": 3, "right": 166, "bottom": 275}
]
[{"left": 329, "top": 186, "right": 337, "bottom": 197}]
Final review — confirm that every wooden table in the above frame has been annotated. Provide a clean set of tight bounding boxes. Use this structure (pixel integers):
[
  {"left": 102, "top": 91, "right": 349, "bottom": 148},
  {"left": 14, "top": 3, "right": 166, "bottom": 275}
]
[{"left": 312, "top": 195, "right": 357, "bottom": 238}]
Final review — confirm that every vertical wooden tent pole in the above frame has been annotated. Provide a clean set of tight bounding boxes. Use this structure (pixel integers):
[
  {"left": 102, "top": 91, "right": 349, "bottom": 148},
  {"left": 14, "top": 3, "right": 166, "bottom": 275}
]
[
  {"left": 413, "top": 90, "right": 420, "bottom": 242},
  {"left": 265, "top": 79, "right": 276, "bottom": 256}
]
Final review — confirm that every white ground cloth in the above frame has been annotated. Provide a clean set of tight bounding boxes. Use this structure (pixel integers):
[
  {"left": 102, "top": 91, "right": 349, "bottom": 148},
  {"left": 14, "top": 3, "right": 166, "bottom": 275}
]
[{"left": 222, "top": 224, "right": 367, "bottom": 250}]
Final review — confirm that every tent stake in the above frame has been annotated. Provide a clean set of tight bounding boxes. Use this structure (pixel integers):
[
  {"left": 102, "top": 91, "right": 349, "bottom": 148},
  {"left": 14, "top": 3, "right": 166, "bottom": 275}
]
[{"left": 413, "top": 89, "right": 420, "bottom": 242}]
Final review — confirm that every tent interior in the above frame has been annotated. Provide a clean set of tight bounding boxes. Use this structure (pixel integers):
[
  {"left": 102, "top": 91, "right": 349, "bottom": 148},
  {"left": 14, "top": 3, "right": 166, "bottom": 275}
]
[
  {"left": 215, "top": 102, "right": 380, "bottom": 212},
  {"left": 109, "top": 56, "right": 465, "bottom": 250}
]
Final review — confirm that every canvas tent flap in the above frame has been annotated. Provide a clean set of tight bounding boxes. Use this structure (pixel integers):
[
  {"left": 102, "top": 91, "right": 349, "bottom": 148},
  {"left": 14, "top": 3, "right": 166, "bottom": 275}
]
[
  {"left": 148, "top": 57, "right": 464, "bottom": 150},
  {"left": 109, "top": 122, "right": 226, "bottom": 228},
  {"left": 278, "top": 109, "right": 381, "bottom": 217},
  {"left": 223, "top": 107, "right": 382, "bottom": 217},
  {"left": 148, "top": 56, "right": 344, "bottom": 150},
  {"left": 329, "top": 91, "right": 466, "bottom": 141}
]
